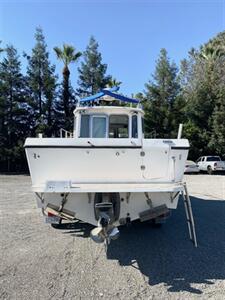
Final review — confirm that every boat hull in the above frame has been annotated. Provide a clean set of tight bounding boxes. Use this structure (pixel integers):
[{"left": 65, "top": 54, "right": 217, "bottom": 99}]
[
  {"left": 36, "top": 191, "right": 180, "bottom": 226},
  {"left": 25, "top": 137, "right": 189, "bottom": 226},
  {"left": 25, "top": 138, "right": 189, "bottom": 184}
]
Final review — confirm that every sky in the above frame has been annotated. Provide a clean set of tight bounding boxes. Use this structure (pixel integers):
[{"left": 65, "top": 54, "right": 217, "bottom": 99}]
[{"left": 1, "top": 0, "right": 225, "bottom": 95}]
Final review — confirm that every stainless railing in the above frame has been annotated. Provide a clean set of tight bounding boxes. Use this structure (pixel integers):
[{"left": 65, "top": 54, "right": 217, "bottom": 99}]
[{"left": 59, "top": 128, "right": 73, "bottom": 138}]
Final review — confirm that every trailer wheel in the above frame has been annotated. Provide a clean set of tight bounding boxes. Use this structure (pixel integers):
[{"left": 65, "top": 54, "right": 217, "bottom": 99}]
[{"left": 207, "top": 165, "right": 213, "bottom": 175}]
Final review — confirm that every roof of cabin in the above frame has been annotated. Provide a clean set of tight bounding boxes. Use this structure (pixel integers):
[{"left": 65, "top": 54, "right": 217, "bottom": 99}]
[
  {"left": 79, "top": 86, "right": 139, "bottom": 104},
  {"left": 74, "top": 106, "right": 144, "bottom": 115}
]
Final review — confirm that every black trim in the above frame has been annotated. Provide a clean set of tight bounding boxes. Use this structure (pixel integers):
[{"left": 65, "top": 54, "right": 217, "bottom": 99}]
[
  {"left": 171, "top": 146, "right": 189, "bottom": 150},
  {"left": 24, "top": 145, "right": 142, "bottom": 149}
]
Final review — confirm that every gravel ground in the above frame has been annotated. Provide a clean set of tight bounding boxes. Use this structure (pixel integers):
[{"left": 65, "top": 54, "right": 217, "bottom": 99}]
[{"left": 0, "top": 174, "right": 225, "bottom": 300}]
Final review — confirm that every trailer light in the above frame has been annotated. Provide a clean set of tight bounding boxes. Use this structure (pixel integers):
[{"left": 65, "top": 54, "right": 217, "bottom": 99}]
[{"left": 48, "top": 212, "right": 55, "bottom": 217}]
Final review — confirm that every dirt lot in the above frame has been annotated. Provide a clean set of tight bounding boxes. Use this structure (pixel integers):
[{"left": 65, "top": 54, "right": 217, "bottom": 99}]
[{"left": 0, "top": 174, "right": 225, "bottom": 300}]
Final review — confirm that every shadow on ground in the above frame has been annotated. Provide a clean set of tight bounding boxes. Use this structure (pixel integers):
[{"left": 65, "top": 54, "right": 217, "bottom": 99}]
[
  {"left": 52, "top": 220, "right": 94, "bottom": 238},
  {"left": 107, "top": 196, "right": 225, "bottom": 294},
  {"left": 53, "top": 196, "right": 225, "bottom": 294}
]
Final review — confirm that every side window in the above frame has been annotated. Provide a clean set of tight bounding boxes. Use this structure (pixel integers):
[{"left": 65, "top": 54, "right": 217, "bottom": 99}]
[
  {"left": 202, "top": 157, "right": 205, "bottom": 162},
  {"left": 132, "top": 115, "right": 138, "bottom": 138},
  {"left": 80, "top": 115, "right": 90, "bottom": 137},
  {"left": 92, "top": 116, "right": 107, "bottom": 138},
  {"left": 109, "top": 115, "right": 129, "bottom": 138}
]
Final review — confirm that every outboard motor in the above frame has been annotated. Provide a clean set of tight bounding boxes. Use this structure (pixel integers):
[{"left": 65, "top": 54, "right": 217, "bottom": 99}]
[{"left": 90, "top": 193, "right": 120, "bottom": 244}]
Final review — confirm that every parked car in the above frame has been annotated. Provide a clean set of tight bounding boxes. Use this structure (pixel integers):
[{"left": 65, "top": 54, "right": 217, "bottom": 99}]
[
  {"left": 184, "top": 160, "right": 200, "bottom": 174},
  {"left": 196, "top": 156, "right": 225, "bottom": 174}
]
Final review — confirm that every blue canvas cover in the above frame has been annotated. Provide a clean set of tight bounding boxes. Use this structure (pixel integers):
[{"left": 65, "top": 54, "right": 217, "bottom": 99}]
[{"left": 79, "top": 87, "right": 139, "bottom": 104}]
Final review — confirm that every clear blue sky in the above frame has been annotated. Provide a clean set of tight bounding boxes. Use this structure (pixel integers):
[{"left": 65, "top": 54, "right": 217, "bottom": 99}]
[{"left": 1, "top": 0, "right": 224, "bottom": 95}]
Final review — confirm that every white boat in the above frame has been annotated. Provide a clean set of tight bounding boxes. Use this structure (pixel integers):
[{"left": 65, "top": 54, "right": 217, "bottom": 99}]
[{"left": 24, "top": 87, "right": 197, "bottom": 246}]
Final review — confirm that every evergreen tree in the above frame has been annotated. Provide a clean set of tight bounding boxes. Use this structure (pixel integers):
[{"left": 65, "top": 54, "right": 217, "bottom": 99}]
[
  {"left": 26, "top": 27, "right": 57, "bottom": 136},
  {"left": 0, "top": 41, "right": 4, "bottom": 54},
  {"left": 54, "top": 84, "right": 76, "bottom": 133},
  {"left": 144, "top": 48, "right": 180, "bottom": 137},
  {"left": 77, "top": 36, "right": 111, "bottom": 96},
  {"left": 209, "top": 100, "right": 225, "bottom": 156},
  {"left": 0, "top": 45, "right": 28, "bottom": 171},
  {"left": 181, "top": 37, "right": 225, "bottom": 158}
]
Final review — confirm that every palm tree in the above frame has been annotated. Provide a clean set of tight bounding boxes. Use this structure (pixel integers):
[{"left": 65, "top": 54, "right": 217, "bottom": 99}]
[
  {"left": 54, "top": 44, "right": 82, "bottom": 120},
  {"left": 106, "top": 78, "right": 122, "bottom": 88}
]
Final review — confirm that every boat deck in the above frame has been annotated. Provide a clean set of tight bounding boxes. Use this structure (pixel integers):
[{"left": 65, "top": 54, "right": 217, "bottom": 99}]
[{"left": 33, "top": 181, "right": 185, "bottom": 193}]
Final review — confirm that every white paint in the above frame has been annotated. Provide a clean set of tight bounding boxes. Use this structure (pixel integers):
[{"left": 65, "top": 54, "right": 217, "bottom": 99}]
[{"left": 25, "top": 105, "right": 189, "bottom": 226}]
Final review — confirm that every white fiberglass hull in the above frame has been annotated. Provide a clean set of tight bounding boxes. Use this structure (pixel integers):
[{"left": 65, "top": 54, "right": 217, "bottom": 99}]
[
  {"left": 25, "top": 137, "right": 189, "bottom": 226},
  {"left": 36, "top": 190, "right": 180, "bottom": 226}
]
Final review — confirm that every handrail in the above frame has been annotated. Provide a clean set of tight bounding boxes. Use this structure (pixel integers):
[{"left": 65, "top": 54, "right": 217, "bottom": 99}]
[{"left": 60, "top": 128, "right": 73, "bottom": 138}]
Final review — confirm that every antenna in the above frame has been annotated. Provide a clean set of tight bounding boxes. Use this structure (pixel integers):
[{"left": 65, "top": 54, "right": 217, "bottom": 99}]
[{"left": 177, "top": 124, "right": 183, "bottom": 139}]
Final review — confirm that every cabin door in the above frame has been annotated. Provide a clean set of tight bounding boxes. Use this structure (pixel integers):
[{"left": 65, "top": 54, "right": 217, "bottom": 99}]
[{"left": 141, "top": 140, "right": 170, "bottom": 180}]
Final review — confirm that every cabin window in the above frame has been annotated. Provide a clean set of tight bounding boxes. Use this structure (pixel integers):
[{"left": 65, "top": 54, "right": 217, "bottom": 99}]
[
  {"left": 92, "top": 116, "right": 107, "bottom": 138},
  {"left": 109, "top": 115, "right": 129, "bottom": 138},
  {"left": 80, "top": 115, "right": 90, "bottom": 137},
  {"left": 132, "top": 115, "right": 138, "bottom": 138}
]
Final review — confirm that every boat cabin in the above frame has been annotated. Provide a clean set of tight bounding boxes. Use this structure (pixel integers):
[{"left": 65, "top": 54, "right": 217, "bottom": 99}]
[
  {"left": 73, "top": 106, "right": 144, "bottom": 139},
  {"left": 72, "top": 87, "right": 143, "bottom": 140}
]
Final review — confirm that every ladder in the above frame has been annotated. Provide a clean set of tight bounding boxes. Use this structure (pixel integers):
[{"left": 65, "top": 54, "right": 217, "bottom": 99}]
[{"left": 182, "top": 182, "right": 198, "bottom": 247}]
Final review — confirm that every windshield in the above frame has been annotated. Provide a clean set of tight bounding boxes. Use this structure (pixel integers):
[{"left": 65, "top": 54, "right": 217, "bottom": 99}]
[
  {"left": 109, "top": 115, "right": 129, "bottom": 138},
  {"left": 92, "top": 116, "right": 107, "bottom": 138},
  {"left": 79, "top": 113, "right": 139, "bottom": 138}
]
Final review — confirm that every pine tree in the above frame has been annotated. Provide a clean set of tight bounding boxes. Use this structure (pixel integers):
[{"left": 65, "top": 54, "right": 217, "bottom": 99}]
[
  {"left": 0, "top": 45, "right": 29, "bottom": 171},
  {"left": 77, "top": 36, "right": 111, "bottom": 96},
  {"left": 144, "top": 48, "right": 180, "bottom": 138},
  {"left": 54, "top": 84, "right": 76, "bottom": 133},
  {"left": 0, "top": 41, "right": 4, "bottom": 54},
  {"left": 26, "top": 27, "right": 57, "bottom": 136},
  {"left": 209, "top": 100, "right": 225, "bottom": 156},
  {"left": 181, "top": 39, "right": 225, "bottom": 158}
]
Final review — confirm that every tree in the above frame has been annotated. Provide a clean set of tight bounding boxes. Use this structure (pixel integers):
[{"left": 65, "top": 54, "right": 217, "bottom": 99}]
[
  {"left": 77, "top": 36, "right": 111, "bottom": 96},
  {"left": 180, "top": 34, "right": 225, "bottom": 159},
  {"left": 144, "top": 48, "right": 180, "bottom": 137},
  {"left": 26, "top": 27, "right": 57, "bottom": 136},
  {"left": 209, "top": 100, "right": 225, "bottom": 156},
  {"left": 54, "top": 44, "right": 82, "bottom": 130},
  {"left": 0, "top": 45, "right": 29, "bottom": 171},
  {"left": 106, "top": 78, "right": 122, "bottom": 88},
  {"left": 207, "top": 40, "right": 225, "bottom": 156},
  {"left": 0, "top": 41, "right": 4, "bottom": 54}
]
